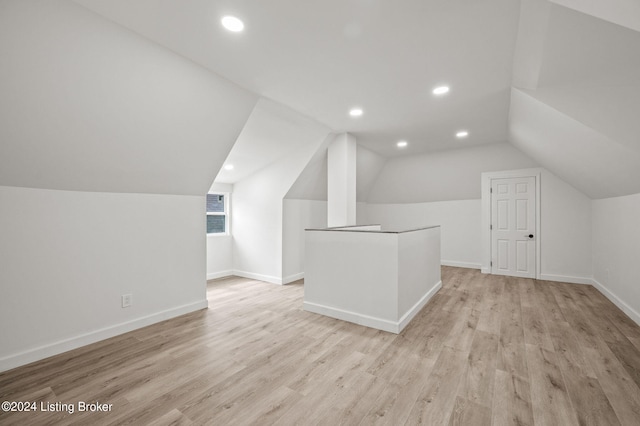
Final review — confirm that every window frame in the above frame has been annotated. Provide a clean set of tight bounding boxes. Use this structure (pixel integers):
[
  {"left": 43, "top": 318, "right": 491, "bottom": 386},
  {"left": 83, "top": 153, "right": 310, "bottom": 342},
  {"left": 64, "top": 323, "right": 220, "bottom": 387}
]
[{"left": 206, "top": 192, "right": 230, "bottom": 236}]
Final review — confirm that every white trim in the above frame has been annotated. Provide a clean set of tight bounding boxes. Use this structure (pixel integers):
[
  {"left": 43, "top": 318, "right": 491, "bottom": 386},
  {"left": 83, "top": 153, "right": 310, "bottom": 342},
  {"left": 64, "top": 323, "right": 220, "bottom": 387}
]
[
  {"left": 218, "top": 270, "right": 302, "bottom": 285},
  {"left": 441, "top": 260, "right": 481, "bottom": 270},
  {"left": 207, "top": 270, "right": 233, "bottom": 280},
  {"left": 282, "top": 272, "right": 304, "bottom": 284},
  {"left": 233, "top": 270, "right": 283, "bottom": 285},
  {"left": 0, "top": 299, "right": 208, "bottom": 373},
  {"left": 592, "top": 278, "right": 640, "bottom": 327},
  {"left": 481, "top": 267, "right": 491, "bottom": 274},
  {"left": 397, "top": 281, "right": 442, "bottom": 332},
  {"left": 206, "top": 192, "right": 231, "bottom": 236},
  {"left": 303, "top": 302, "right": 400, "bottom": 333},
  {"left": 303, "top": 281, "right": 442, "bottom": 334},
  {"left": 481, "top": 168, "right": 543, "bottom": 280},
  {"left": 538, "top": 274, "right": 593, "bottom": 285}
]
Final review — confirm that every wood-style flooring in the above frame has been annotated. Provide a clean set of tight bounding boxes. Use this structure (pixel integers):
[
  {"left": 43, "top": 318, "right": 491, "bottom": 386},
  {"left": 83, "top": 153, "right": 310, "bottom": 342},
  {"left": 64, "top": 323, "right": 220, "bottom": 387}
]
[{"left": 2, "top": 267, "right": 640, "bottom": 425}]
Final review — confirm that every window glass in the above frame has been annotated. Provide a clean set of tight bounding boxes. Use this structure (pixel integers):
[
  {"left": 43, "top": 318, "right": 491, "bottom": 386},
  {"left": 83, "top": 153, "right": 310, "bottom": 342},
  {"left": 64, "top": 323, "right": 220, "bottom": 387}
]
[
  {"left": 206, "top": 194, "right": 225, "bottom": 213},
  {"left": 206, "top": 215, "right": 226, "bottom": 234},
  {"left": 206, "top": 193, "right": 228, "bottom": 234}
]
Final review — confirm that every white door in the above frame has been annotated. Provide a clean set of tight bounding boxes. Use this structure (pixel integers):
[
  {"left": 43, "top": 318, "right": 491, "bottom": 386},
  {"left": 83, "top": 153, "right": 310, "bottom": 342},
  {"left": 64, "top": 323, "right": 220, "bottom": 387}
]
[{"left": 491, "top": 177, "right": 536, "bottom": 278}]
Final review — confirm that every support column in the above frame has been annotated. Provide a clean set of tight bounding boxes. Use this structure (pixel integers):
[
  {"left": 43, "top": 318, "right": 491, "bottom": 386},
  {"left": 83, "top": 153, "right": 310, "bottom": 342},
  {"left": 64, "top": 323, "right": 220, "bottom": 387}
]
[{"left": 328, "top": 133, "right": 356, "bottom": 227}]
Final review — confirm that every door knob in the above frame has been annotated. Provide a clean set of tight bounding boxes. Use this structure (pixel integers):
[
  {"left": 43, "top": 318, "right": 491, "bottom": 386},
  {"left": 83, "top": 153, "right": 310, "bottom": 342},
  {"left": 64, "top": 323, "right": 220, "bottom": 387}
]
[{"left": 526, "top": 234, "right": 534, "bottom": 239}]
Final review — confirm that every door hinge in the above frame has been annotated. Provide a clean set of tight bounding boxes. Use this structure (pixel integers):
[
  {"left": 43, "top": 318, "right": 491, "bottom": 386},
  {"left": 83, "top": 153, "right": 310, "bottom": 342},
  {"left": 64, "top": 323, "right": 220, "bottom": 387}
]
[
  {"left": 490, "top": 188, "right": 493, "bottom": 193},
  {"left": 490, "top": 261, "right": 493, "bottom": 267},
  {"left": 490, "top": 224, "right": 493, "bottom": 230}
]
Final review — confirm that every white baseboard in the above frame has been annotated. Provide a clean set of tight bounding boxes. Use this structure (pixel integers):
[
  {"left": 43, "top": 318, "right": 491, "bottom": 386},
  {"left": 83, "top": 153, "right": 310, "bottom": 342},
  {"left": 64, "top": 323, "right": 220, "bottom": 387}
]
[
  {"left": 397, "top": 281, "right": 443, "bottom": 332},
  {"left": 592, "top": 278, "right": 640, "bottom": 327},
  {"left": 303, "top": 280, "right": 442, "bottom": 334},
  {"left": 0, "top": 299, "right": 208, "bottom": 373},
  {"left": 207, "top": 270, "right": 233, "bottom": 280},
  {"left": 441, "top": 260, "right": 481, "bottom": 270},
  {"left": 218, "top": 270, "right": 302, "bottom": 285},
  {"left": 481, "top": 267, "right": 491, "bottom": 274},
  {"left": 538, "top": 273, "right": 593, "bottom": 285},
  {"left": 282, "top": 272, "right": 304, "bottom": 284},
  {"left": 232, "top": 270, "right": 283, "bottom": 285},
  {"left": 303, "top": 302, "right": 400, "bottom": 333}
]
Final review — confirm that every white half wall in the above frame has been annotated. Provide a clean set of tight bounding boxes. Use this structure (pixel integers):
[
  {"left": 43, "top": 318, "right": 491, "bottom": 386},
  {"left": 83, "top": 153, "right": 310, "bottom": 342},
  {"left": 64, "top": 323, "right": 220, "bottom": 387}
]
[
  {"left": 365, "top": 168, "right": 592, "bottom": 282},
  {"left": 0, "top": 186, "right": 207, "bottom": 372},
  {"left": 365, "top": 200, "right": 482, "bottom": 269},
  {"left": 592, "top": 192, "right": 640, "bottom": 325}
]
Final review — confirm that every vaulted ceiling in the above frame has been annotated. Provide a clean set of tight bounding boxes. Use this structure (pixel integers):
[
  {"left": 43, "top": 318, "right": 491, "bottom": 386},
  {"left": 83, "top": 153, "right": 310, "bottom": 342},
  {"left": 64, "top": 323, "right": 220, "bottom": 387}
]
[
  {"left": 510, "top": 0, "right": 640, "bottom": 199},
  {"left": 72, "top": 0, "right": 640, "bottom": 199}
]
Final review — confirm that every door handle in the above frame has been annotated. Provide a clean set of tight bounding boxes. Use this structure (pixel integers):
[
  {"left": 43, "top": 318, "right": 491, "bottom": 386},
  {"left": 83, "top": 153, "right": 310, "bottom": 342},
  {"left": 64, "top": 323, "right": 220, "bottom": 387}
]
[{"left": 525, "top": 234, "right": 534, "bottom": 239}]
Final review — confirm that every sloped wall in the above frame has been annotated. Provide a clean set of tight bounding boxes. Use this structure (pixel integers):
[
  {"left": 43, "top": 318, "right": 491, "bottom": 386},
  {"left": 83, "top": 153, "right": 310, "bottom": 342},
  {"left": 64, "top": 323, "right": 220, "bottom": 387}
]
[
  {"left": 0, "top": 0, "right": 256, "bottom": 196},
  {"left": 232, "top": 102, "right": 332, "bottom": 284},
  {"left": 366, "top": 143, "right": 538, "bottom": 203},
  {"left": 0, "top": 0, "right": 257, "bottom": 371}
]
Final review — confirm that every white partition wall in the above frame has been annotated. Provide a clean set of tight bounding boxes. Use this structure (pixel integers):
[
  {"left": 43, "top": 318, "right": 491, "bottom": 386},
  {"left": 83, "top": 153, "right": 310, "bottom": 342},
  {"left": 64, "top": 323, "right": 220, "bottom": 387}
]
[
  {"left": 304, "top": 225, "right": 441, "bottom": 333},
  {"left": 327, "top": 133, "right": 356, "bottom": 227}
]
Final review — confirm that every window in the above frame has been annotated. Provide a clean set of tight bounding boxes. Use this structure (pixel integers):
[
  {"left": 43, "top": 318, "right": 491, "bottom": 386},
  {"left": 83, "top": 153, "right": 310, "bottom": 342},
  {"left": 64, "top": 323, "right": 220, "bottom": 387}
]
[{"left": 206, "top": 193, "right": 229, "bottom": 234}]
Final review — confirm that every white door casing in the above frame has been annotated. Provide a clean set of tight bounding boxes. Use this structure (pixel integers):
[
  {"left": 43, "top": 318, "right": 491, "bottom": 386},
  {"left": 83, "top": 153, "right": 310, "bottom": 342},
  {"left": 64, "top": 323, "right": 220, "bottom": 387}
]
[{"left": 491, "top": 177, "right": 536, "bottom": 278}]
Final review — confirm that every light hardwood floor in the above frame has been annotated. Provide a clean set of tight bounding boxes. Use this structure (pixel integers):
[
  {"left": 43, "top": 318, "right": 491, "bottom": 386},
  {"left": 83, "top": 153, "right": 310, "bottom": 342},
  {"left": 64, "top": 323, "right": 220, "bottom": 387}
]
[{"left": 2, "top": 266, "right": 640, "bottom": 425}]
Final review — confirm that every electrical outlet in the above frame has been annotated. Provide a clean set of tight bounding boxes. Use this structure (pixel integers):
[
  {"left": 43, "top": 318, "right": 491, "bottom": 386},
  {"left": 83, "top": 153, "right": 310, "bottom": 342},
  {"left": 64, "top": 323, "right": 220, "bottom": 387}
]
[{"left": 122, "top": 294, "right": 132, "bottom": 308}]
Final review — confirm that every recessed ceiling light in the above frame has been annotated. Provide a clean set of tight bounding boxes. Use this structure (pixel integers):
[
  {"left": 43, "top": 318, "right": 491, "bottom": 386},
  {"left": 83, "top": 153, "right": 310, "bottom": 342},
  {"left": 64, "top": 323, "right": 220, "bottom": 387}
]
[
  {"left": 456, "top": 130, "right": 469, "bottom": 138},
  {"left": 432, "top": 86, "right": 450, "bottom": 95},
  {"left": 221, "top": 16, "right": 244, "bottom": 32},
  {"left": 349, "top": 108, "right": 363, "bottom": 117},
  {"left": 224, "top": 164, "right": 234, "bottom": 170},
  {"left": 397, "top": 140, "right": 408, "bottom": 148}
]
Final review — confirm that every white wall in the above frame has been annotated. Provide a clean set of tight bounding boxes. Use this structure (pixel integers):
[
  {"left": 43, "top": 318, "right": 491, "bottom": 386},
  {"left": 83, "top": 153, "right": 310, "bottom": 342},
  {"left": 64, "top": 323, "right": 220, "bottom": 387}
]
[
  {"left": 233, "top": 140, "right": 327, "bottom": 284},
  {"left": 550, "top": 0, "right": 640, "bottom": 33},
  {"left": 366, "top": 200, "right": 482, "bottom": 269},
  {"left": 367, "top": 143, "right": 538, "bottom": 203},
  {"left": 592, "top": 192, "right": 640, "bottom": 324},
  {"left": 232, "top": 111, "right": 332, "bottom": 284},
  {"left": 281, "top": 200, "right": 370, "bottom": 282},
  {"left": 282, "top": 200, "right": 328, "bottom": 282},
  {"left": 356, "top": 145, "right": 387, "bottom": 202},
  {"left": 0, "top": 186, "right": 207, "bottom": 371},
  {"left": 0, "top": 1, "right": 257, "bottom": 371},
  {"left": 362, "top": 143, "right": 537, "bottom": 269},
  {"left": 206, "top": 183, "right": 234, "bottom": 280},
  {"left": 539, "top": 170, "right": 592, "bottom": 282},
  {"left": 304, "top": 226, "right": 441, "bottom": 333},
  {"left": 0, "top": 0, "right": 257, "bottom": 196},
  {"left": 328, "top": 133, "right": 357, "bottom": 227},
  {"left": 362, "top": 142, "right": 592, "bottom": 282}
]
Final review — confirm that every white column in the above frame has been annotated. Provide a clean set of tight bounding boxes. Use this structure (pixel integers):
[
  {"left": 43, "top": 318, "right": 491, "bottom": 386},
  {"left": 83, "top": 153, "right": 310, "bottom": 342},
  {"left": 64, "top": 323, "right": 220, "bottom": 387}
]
[{"left": 328, "top": 133, "right": 356, "bottom": 227}]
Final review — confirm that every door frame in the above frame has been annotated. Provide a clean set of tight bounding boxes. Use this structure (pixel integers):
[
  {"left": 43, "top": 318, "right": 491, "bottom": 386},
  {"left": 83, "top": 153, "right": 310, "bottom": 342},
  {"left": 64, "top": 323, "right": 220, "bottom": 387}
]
[{"left": 481, "top": 168, "right": 542, "bottom": 279}]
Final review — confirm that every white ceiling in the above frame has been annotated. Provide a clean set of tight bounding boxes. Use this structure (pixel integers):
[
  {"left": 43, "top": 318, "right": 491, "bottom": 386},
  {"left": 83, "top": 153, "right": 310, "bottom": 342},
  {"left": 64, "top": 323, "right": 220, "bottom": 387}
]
[
  {"left": 74, "top": 0, "right": 521, "bottom": 158},
  {"left": 72, "top": 0, "right": 640, "bottom": 198},
  {"left": 509, "top": 1, "right": 640, "bottom": 199}
]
